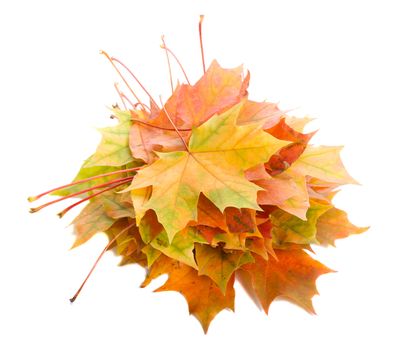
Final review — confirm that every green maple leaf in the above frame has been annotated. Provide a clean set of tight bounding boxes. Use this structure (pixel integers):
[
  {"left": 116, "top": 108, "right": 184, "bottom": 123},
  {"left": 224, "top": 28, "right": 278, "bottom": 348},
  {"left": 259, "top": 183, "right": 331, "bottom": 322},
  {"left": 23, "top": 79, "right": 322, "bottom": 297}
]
[
  {"left": 84, "top": 109, "right": 136, "bottom": 167},
  {"left": 195, "top": 244, "right": 254, "bottom": 293},
  {"left": 271, "top": 200, "right": 332, "bottom": 245},
  {"left": 150, "top": 227, "right": 207, "bottom": 268}
]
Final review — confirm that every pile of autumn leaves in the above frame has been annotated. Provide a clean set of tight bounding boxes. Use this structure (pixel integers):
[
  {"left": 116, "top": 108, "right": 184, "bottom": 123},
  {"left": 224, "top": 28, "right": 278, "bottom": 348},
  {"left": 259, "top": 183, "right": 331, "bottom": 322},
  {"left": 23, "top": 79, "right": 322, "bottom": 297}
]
[{"left": 48, "top": 61, "right": 366, "bottom": 332}]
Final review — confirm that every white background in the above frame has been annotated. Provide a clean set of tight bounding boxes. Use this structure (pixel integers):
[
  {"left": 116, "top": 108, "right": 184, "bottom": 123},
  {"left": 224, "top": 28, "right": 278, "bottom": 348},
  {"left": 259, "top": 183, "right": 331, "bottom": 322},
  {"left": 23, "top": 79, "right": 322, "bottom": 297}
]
[{"left": 1, "top": 0, "right": 397, "bottom": 349}]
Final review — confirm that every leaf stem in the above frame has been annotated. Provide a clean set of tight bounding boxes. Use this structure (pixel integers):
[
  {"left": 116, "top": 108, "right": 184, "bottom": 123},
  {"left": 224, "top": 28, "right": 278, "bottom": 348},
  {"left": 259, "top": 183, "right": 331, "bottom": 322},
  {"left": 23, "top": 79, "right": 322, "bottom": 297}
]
[
  {"left": 160, "top": 96, "right": 189, "bottom": 152},
  {"left": 29, "top": 176, "right": 134, "bottom": 213},
  {"left": 113, "top": 83, "right": 128, "bottom": 110},
  {"left": 100, "top": 50, "right": 146, "bottom": 110},
  {"left": 199, "top": 15, "right": 206, "bottom": 74},
  {"left": 160, "top": 45, "right": 191, "bottom": 85},
  {"left": 57, "top": 178, "right": 133, "bottom": 218},
  {"left": 122, "top": 95, "right": 138, "bottom": 109},
  {"left": 111, "top": 56, "right": 161, "bottom": 111},
  {"left": 161, "top": 35, "right": 174, "bottom": 94},
  {"left": 69, "top": 221, "right": 136, "bottom": 303},
  {"left": 28, "top": 167, "right": 141, "bottom": 202},
  {"left": 130, "top": 117, "right": 191, "bottom": 131}
]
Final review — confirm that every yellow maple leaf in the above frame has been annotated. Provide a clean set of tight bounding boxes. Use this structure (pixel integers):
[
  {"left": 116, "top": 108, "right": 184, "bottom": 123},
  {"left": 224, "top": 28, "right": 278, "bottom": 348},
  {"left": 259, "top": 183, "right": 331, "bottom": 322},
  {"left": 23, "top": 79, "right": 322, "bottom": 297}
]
[
  {"left": 126, "top": 103, "right": 289, "bottom": 241},
  {"left": 290, "top": 145, "right": 358, "bottom": 185}
]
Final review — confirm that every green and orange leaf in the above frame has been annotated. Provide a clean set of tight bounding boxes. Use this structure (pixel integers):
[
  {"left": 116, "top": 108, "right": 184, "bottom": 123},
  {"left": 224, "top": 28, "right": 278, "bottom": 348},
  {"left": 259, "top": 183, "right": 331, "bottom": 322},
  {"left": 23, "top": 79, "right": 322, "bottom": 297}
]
[{"left": 126, "top": 103, "right": 289, "bottom": 242}]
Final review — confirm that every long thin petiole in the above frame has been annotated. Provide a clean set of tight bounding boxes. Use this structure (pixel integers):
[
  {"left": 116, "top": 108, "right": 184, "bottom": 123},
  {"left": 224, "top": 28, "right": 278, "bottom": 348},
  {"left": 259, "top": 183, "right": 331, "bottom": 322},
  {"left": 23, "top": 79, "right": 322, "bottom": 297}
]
[
  {"left": 161, "top": 35, "right": 174, "bottom": 93},
  {"left": 28, "top": 167, "right": 141, "bottom": 202},
  {"left": 121, "top": 94, "right": 138, "bottom": 110},
  {"left": 101, "top": 50, "right": 147, "bottom": 110},
  {"left": 69, "top": 221, "right": 136, "bottom": 303},
  {"left": 130, "top": 117, "right": 191, "bottom": 131},
  {"left": 199, "top": 15, "right": 206, "bottom": 74},
  {"left": 57, "top": 178, "right": 133, "bottom": 218},
  {"left": 160, "top": 96, "right": 189, "bottom": 152},
  {"left": 160, "top": 45, "right": 191, "bottom": 85},
  {"left": 114, "top": 83, "right": 128, "bottom": 110},
  {"left": 111, "top": 56, "right": 160, "bottom": 110},
  {"left": 29, "top": 176, "right": 134, "bottom": 213}
]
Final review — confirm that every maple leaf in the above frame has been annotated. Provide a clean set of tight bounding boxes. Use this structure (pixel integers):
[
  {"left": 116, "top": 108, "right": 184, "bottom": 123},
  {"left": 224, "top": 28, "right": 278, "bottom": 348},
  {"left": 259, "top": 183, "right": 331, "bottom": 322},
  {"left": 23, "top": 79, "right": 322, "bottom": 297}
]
[
  {"left": 101, "top": 191, "right": 135, "bottom": 219},
  {"left": 284, "top": 115, "right": 314, "bottom": 132},
  {"left": 128, "top": 60, "right": 248, "bottom": 163},
  {"left": 142, "top": 255, "right": 235, "bottom": 333},
  {"left": 150, "top": 227, "right": 207, "bottom": 268},
  {"left": 271, "top": 200, "right": 332, "bottom": 245},
  {"left": 245, "top": 236, "right": 275, "bottom": 261},
  {"left": 192, "top": 194, "right": 228, "bottom": 231},
  {"left": 270, "top": 201, "right": 331, "bottom": 245},
  {"left": 154, "top": 60, "right": 247, "bottom": 128},
  {"left": 237, "top": 99, "right": 284, "bottom": 129},
  {"left": 239, "top": 250, "right": 333, "bottom": 313},
  {"left": 247, "top": 157, "right": 311, "bottom": 220},
  {"left": 210, "top": 231, "right": 248, "bottom": 250},
  {"left": 85, "top": 109, "right": 137, "bottom": 167},
  {"left": 224, "top": 207, "right": 256, "bottom": 234},
  {"left": 126, "top": 103, "right": 289, "bottom": 242},
  {"left": 195, "top": 225, "right": 224, "bottom": 244},
  {"left": 195, "top": 244, "right": 254, "bottom": 293},
  {"left": 137, "top": 209, "right": 164, "bottom": 244},
  {"left": 316, "top": 207, "right": 368, "bottom": 246},
  {"left": 70, "top": 191, "right": 134, "bottom": 248},
  {"left": 106, "top": 218, "right": 140, "bottom": 256},
  {"left": 276, "top": 171, "right": 310, "bottom": 219},
  {"left": 72, "top": 195, "right": 116, "bottom": 248},
  {"left": 129, "top": 117, "right": 186, "bottom": 163},
  {"left": 257, "top": 175, "right": 298, "bottom": 206},
  {"left": 266, "top": 117, "right": 315, "bottom": 144},
  {"left": 141, "top": 245, "right": 161, "bottom": 267},
  {"left": 289, "top": 145, "right": 358, "bottom": 185},
  {"left": 265, "top": 118, "right": 315, "bottom": 175},
  {"left": 127, "top": 108, "right": 189, "bottom": 164}
]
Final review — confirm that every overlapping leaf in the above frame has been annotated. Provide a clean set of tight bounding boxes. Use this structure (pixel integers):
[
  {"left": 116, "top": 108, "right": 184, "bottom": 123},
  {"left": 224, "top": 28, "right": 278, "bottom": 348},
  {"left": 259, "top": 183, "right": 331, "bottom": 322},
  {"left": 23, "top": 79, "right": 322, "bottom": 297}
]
[
  {"left": 85, "top": 110, "right": 137, "bottom": 167},
  {"left": 289, "top": 145, "right": 358, "bottom": 185},
  {"left": 271, "top": 200, "right": 332, "bottom": 245},
  {"left": 142, "top": 255, "right": 235, "bottom": 333},
  {"left": 316, "top": 207, "right": 368, "bottom": 246},
  {"left": 125, "top": 102, "right": 289, "bottom": 242},
  {"left": 239, "top": 250, "right": 333, "bottom": 313}
]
